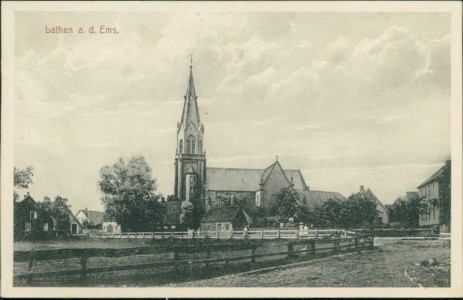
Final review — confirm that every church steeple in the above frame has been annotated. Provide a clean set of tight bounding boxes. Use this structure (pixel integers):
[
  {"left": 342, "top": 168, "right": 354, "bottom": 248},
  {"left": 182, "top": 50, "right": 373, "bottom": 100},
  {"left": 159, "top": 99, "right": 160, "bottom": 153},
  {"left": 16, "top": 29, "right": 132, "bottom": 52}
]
[
  {"left": 179, "top": 58, "right": 201, "bottom": 132},
  {"left": 174, "top": 60, "right": 207, "bottom": 218}
]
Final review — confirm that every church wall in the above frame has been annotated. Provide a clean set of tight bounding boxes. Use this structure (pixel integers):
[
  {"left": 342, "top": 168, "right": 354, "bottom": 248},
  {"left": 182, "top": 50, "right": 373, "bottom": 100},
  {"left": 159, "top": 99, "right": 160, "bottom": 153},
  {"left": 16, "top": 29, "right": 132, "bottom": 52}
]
[
  {"left": 262, "top": 166, "right": 291, "bottom": 208},
  {"left": 207, "top": 190, "right": 255, "bottom": 209}
]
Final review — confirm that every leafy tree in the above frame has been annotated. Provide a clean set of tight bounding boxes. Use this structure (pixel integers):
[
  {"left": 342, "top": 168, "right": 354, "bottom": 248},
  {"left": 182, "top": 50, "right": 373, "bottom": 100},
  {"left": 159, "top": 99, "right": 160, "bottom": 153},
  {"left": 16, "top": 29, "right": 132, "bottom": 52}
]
[
  {"left": 270, "top": 187, "right": 300, "bottom": 222},
  {"left": 390, "top": 195, "right": 421, "bottom": 227},
  {"left": 313, "top": 198, "right": 347, "bottom": 228},
  {"left": 41, "top": 195, "right": 72, "bottom": 234},
  {"left": 14, "top": 166, "right": 34, "bottom": 201},
  {"left": 52, "top": 196, "right": 72, "bottom": 232},
  {"left": 344, "top": 194, "right": 378, "bottom": 228},
  {"left": 311, "top": 194, "right": 378, "bottom": 229},
  {"left": 98, "top": 155, "right": 163, "bottom": 232}
]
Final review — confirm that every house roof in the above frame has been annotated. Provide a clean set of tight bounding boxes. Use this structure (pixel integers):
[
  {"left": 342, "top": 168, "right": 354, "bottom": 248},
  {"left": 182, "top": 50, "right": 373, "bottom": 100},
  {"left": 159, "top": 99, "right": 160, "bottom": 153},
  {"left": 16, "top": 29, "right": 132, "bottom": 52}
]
[
  {"left": 201, "top": 206, "right": 245, "bottom": 223},
  {"left": 77, "top": 210, "right": 104, "bottom": 225},
  {"left": 64, "top": 206, "right": 83, "bottom": 227},
  {"left": 300, "top": 190, "right": 346, "bottom": 211},
  {"left": 206, "top": 164, "right": 308, "bottom": 192},
  {"left": 349, "top": 188, "right": 389, "bottom": 213},
  {"left": 417, "top": 162, "right": 450, "bottom": 189}
]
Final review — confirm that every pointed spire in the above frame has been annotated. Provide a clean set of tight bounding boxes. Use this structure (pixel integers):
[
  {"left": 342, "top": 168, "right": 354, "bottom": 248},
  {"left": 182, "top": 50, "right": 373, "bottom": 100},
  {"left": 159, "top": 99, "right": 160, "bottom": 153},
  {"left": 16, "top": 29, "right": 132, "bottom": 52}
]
[{"left": 179, "top": 58, "right": 201, "bottom": 129}]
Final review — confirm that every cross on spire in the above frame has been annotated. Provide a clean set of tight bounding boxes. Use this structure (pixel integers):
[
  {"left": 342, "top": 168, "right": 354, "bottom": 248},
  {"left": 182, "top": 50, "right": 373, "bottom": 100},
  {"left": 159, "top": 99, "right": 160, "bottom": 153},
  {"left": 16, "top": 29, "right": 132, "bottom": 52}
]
[{"left": 190, "top": 54, "right": 193, "bottom": 69}]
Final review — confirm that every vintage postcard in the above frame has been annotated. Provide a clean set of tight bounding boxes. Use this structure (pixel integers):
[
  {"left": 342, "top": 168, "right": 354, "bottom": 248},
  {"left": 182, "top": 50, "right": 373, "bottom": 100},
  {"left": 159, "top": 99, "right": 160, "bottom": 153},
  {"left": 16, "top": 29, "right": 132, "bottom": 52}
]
[{"left": 1, "top": 1, "right": 462, "bottom": 298}]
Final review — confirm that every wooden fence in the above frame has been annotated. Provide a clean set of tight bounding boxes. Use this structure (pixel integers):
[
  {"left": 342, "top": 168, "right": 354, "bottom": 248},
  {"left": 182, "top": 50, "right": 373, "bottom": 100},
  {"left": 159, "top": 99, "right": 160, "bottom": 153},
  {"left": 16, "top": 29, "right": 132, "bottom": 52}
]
[
  {"left": 14, "top": 234, "right": 374, "bottom": 286},
  {"left": 91, "top": 229, "right": 351, "bottom": 240}
]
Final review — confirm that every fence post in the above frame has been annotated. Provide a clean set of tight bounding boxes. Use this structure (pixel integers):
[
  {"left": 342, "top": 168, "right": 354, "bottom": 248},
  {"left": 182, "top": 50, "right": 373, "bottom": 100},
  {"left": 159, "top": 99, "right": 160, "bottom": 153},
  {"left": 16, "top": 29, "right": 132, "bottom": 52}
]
[
  {"left": 173, "top": 249, "right": 180, "bottom": 273},
  {"left": 310, "top": 240, "right": 316, "bottom": 257},
  {"left": 261, "top": 231, "right": 263, "bottom": 239},
  {"left": 27, "top": 250, "right": 35, "bottom": 284},
  {"left": 287, "top": 242, "right": 294, "bottom": 258},
  {"left": 205, "top": 246, "right": 211, "bottom": 268},
  {"left": 333, "top": 237, "right": 340, "bottom": 253},
  {"left": 355, "top": 237, "right": 360, "bottom": 253},
  {"left": 251, "top": 245, "right": 257, "bottom": 263},
  {"left": 369, "top": 236, "right": 374, "bottom": 249},
  {"left": 80, "top": 251, "right": 88, "bottom": 283},
  {"left": 277, "top": 230, "right": 281, "bottom": 239}
]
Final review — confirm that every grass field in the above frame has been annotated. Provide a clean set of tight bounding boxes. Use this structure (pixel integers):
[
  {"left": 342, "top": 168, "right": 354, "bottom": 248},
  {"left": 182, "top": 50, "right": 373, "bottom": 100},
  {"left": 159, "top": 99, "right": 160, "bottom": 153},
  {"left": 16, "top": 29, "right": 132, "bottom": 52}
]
[
  {"left": 14, "top": 236, "right": 149, "bottom": 251},
  {"left": 14, "top": 237, "right": 450, "bottom": 287}
]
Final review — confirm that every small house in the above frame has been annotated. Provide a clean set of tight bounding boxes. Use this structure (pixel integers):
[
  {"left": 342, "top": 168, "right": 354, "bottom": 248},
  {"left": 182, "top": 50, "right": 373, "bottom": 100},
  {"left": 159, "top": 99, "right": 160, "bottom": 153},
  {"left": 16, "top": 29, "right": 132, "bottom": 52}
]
[
  {"left": 14, "top": 194, "right": 55, "bottom": 240},
  {"left": 417, "top": 160, "right": 451, "bottom": 232},
  {"left": 65, "top": 207, "right": 83, "bottom": 234},
  {"left": 348, "top": 186, "right": 389, "bottom": 225},
  {"left": 76, "top": 208, "right": 104, "bottom": 230},
  {"left": 200, "top": 206, "right": 252, "bottom": 233},
  {"left": 102, "top": 221, "right": 121, "bottom": 234}
]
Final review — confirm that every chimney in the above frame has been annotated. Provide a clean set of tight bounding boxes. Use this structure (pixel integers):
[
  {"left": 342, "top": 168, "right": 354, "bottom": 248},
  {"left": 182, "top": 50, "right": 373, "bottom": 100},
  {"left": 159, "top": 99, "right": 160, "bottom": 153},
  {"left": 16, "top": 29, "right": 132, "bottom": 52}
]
[{"left": 360, "top": 185, "right": 364, "bottom": 192}]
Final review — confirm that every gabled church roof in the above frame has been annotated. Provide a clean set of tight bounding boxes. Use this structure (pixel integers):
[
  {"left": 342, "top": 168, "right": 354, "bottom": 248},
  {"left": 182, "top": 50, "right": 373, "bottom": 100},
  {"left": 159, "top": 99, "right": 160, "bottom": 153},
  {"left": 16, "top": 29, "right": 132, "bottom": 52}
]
[
  {"left": 206, "top": 162, "right": 309, "bottom": 192},
  {"left": 207, "top": 168, "right": 263, "bottom": 192},
  {"left": 179, "top": 64, "right": 201, "bottom": 131}
]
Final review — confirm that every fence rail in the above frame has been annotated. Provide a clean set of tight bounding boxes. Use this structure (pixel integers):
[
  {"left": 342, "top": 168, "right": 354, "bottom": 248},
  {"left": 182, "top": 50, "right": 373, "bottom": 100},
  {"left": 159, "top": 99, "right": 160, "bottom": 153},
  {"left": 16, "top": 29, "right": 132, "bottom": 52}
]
[
  {"left": 91, "top": 229, "right": 352, "bottom": 240},
  {"left": 14, "top": 233, "right": 374, "bottom": 285}
]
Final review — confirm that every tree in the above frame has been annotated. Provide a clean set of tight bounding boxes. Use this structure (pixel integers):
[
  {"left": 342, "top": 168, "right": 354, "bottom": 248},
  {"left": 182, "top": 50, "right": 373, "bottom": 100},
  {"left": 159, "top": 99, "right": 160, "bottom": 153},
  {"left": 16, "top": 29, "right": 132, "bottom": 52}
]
[
  {"left": 294, "top": 196, "right": 312, "bottom": 225},
  {"left": 270, "top": 187, "right": 300, "bottom": 222},
  {"left": 98, "top": 156, "right": 162, "bottom": 232},
  {"left": 390, "top": 196, "right": 421, "bottom": 227},
  {"left": 51, "top": 196, "right": 72, "bottom": 233},
  {"left": 344, "top": 195, "right": 378, "bottom": 228},
  {"left": 14, "top": 166, "right": 34, "bottom": 201},
  {"left": 313, "top": 198, "right": 347, "bottom": 228}
]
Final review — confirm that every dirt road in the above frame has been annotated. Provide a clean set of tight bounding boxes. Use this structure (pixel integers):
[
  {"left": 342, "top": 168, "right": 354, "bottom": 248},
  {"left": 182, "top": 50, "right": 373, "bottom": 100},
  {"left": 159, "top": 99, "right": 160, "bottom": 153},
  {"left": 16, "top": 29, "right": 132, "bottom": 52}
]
[{"left": 167, "top": 238, "right": 450, "bottom": 287}]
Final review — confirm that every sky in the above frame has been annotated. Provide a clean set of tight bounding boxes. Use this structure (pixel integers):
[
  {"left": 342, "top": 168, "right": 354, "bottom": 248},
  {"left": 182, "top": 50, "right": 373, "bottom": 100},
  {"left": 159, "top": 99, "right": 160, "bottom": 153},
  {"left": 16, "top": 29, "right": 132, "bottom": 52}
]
[{"left": 14, "top": 11, "right": 451, "bottom": 214}]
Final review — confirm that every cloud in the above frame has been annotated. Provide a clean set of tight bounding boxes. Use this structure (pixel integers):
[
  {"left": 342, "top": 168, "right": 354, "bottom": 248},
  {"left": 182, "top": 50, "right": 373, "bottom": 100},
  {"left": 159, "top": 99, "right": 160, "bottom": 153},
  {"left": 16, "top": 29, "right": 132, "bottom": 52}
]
[{"left": 13, "top": 12, "right": 451, "bottom": 211}]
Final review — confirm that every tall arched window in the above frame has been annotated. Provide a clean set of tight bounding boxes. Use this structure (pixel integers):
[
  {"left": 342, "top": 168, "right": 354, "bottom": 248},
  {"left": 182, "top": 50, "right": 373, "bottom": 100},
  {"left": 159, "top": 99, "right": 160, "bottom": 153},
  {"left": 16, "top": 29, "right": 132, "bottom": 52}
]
[
  {"left": 186, "top": 135, "right": 195, "bottom": 154},
  {"left": 179, "top": 140, "right": 183, "bottom": 154}
]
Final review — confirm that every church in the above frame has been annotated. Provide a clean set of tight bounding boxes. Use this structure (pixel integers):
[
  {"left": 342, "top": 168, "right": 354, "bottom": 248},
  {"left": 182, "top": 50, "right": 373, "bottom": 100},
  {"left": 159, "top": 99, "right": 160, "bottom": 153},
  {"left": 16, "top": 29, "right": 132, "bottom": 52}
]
[{"left": 173, "top": 63, "right": 345, "bottom": 228}]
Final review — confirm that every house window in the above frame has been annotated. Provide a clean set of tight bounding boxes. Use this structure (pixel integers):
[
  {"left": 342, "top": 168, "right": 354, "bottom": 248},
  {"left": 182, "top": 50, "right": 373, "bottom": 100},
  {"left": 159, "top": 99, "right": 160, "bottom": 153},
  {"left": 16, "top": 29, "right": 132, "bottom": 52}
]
[
  {"left": 179, "top": 140, "right": 183, "bottom": 154},
  {"left": 30, "top": 211, "right": 37, "bottom": 220},
  {"left": 44, "top": 223, "right": 49, "bottom": 231},
  {"left": 256, "top": 194, "right": 260, "bottom": 207},
  {"left": 225, "top": 224, "right": 230, "bottom": 231},
  {"left": 186, "top": 135, "right": 195, "bottom": 154},
  {"left": 25, "top": 222, "right": 31, "bottom": 231}
]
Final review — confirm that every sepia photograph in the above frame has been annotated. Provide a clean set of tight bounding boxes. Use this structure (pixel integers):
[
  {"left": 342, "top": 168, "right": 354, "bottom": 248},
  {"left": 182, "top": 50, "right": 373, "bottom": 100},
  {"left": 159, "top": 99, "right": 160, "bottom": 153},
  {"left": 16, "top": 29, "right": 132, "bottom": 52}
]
[{"left": 1, "top": 1, "right": 462, "bottom": 298}]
